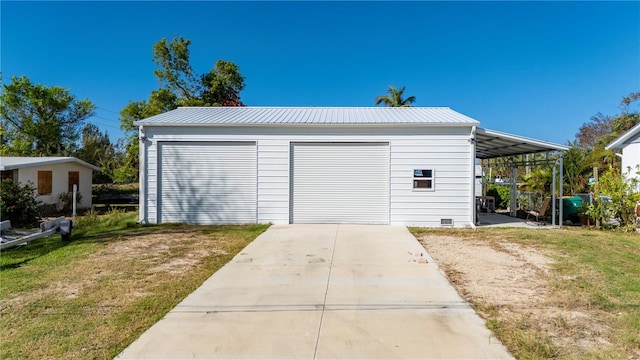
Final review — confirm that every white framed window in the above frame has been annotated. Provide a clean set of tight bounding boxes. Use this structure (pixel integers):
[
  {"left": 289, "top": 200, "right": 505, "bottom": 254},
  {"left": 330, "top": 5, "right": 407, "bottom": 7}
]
[{"left": 413, "top": 169, "right": 434, "bottom": 190}]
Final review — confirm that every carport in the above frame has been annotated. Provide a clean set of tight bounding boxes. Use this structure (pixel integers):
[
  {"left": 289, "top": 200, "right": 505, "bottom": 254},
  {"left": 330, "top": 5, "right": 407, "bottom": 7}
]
[{"left": 474, "top": 128, "right": 569, "bottom": 226}]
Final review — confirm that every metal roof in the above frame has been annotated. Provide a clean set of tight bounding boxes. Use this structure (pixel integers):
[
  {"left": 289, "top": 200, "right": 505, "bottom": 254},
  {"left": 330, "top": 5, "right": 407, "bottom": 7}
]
[
  {"left": 0, "top": 157, "right": 101, "bottom": 171},
  {"left": 475, "top": 128, "right": 568, "bottom": 159},
  {"left": 134, "top": 106, "right": 481, "bottom": 126},
  {"left": 132, "top": 106, "right": 566, "bottom": 158},
  {"left": 605, "top": 122, "right": 640, "bottom": 150}
]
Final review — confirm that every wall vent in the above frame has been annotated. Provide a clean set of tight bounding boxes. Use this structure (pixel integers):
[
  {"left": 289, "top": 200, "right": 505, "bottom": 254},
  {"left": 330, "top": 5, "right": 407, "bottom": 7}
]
[{"left": 440, "top": 218, "right": 453, "bottom": 226}]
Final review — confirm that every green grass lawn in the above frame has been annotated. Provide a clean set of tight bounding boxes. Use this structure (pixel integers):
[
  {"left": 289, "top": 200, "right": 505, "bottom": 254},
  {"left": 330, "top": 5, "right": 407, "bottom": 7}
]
[
  {"left": 3, "top": 216, "right": 637, "bottom": 359},
  {"left": 411, "top": 227, "right": 640, "bottom": 360},
  {"left": 0, "top": 211, "right": 268, "bottom": 359}
]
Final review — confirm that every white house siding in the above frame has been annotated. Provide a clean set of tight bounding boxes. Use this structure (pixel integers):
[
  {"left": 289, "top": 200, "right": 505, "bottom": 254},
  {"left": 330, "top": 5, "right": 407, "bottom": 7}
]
[
  {"left": 622, "top": 140, "right": 640, "bottom": 175},
  {"left": 140, "top": 125, "right": 474, "bottom": 227},
  {"left": 389, "top": 133, "right": 473, "bottom": 227},
  {"left": 16, "top": 162, "right": 93, "bottom": 208},
  {"left": 257, "top": 140, "right": 290, "bottom": 223},
  {"left": 141, "top": 139, "right": 158, "bottom": 222},
  {"left": 622, "top": 137, "right": 640, "bottom": 190}
]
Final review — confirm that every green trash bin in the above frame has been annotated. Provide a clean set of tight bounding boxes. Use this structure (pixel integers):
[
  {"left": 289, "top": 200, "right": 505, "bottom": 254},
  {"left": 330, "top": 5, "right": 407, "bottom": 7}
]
[{"left": 562, "top": 196, "right": 583, "bottom": 222}]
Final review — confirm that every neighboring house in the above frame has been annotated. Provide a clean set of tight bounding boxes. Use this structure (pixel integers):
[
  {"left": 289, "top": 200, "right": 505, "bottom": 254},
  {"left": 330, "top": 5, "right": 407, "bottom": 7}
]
[
  {"left": 135, "top": 107, "right": 567, "bottom": 227},
  {"left": 0, "top": 157, "right": 100, "bottom": 209},
  {"left": 606, "top": 122, "right": 640, "bottom": 184}
]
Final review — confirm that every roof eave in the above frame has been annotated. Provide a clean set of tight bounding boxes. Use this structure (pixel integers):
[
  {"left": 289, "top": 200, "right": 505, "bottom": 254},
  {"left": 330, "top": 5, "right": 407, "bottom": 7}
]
[
  {"left": 0, "top": 158, "right": 101, "bottom": 171},
  {"left": 134, "top": 122, "right": 479, "bottom": 127},
  {"left": 476, "top": 127, "right": 569, "bottom": 156}
]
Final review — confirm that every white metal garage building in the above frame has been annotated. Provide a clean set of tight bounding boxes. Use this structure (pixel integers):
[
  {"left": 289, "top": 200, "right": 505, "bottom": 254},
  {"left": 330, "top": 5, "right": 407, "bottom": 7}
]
[{"left": 135, "top": 107, "right": 566, "bottom": 227}]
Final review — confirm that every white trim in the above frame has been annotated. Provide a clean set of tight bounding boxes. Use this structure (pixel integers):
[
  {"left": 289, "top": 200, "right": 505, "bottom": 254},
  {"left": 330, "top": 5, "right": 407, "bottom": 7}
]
[
  {"left": 470, "top": 126, "right": 477, "bottom": 229},
  {"left": 411, "top": 169, "right": 435, "bottom": 191},
  {"left": 138, "top": 126, "right": 147, "bottom": 224},
  {"left": 475, "top": 127, "right": 568, "bottom": 158},
  {"left": 0, "top": 157, "right": 100, "bottom": 171}
]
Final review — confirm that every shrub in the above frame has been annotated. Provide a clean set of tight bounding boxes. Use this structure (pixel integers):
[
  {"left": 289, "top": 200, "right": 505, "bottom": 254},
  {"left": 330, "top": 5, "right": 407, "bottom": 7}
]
[
  {"left": 57, "top": 191, "right": 83, "bottom": 212},
  {"left": 585, "top": 166, "right": 640, "bottom": 229},
  {"left": 486, "top": 184, "right": 511, "bottom": 209},
  {"left": 0, "top": 179, "right": 41, "bottom": 228}
]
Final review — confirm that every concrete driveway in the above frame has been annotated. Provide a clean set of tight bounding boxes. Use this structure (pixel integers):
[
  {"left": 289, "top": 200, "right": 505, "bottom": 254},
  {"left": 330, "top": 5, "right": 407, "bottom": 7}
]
[{"left": 117, "top": 224, "right": 513, "bottom": 359}]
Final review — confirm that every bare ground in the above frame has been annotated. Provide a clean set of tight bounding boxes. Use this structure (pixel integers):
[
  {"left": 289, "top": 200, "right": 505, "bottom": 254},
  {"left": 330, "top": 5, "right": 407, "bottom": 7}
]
[
  {"left": 0, "top": 229, "right": 248, "bottom": 360},
  {"left": 416, "top": 234, "right": 616, "bottom": 359}
]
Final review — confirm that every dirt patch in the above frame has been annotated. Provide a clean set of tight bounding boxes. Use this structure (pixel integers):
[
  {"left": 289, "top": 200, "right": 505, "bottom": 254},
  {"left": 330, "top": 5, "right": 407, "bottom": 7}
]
[
  {"left": 417, "top": 234, "right": 612, "bottom": 358},
  {"left": 102, "top": 234, "right": 227, "bottom": 276},
  {"left": 2, "top": 232, "right": 225, "bottom": 312}
]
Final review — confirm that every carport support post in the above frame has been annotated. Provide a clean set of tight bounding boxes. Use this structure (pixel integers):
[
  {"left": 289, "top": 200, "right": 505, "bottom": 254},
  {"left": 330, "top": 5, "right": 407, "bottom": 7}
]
[
  {"left": 470, "top": 126, "right": 477, "bottom": 227},
  {"left": 552, "top": 165, "right": 556, "bottom": 226},
  {"left": 510, "top": 164, "right": 517, "bottom": 217},
  {"left": 559, "top": 153, "right": 564, "bottom": 228},
  {"left": 551, "top": 155, "right": 565, "bottom": 228}
]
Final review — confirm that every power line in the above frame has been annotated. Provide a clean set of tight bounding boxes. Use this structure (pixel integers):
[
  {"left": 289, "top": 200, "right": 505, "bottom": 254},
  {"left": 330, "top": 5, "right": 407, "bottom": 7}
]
[
  {"left": 86, "top": 118, "right": 121, "bottom": 131},
  {"left": 93, "top": 114, "right": 120, "bottom": 124},
  {"left": 96, "top": 106, "right": 121, "bottom": 115},
  {"left": 87, "top": 122, "right": 121, "bottom": 131}
]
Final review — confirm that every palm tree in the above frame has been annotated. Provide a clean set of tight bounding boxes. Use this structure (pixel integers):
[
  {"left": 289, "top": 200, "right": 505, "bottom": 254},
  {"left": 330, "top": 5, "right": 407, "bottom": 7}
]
[
  {"left": 519, "top": 167, "right": 553, "bottom": 194},
  {"left": 374, "top": 86, "right": 416, "bottom": 107}
]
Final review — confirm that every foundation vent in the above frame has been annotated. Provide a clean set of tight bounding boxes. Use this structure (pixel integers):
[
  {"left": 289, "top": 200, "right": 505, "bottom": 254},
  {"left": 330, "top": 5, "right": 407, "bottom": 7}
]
[{"left": 440, "top": 218, "right": 453, "bottom": 226}]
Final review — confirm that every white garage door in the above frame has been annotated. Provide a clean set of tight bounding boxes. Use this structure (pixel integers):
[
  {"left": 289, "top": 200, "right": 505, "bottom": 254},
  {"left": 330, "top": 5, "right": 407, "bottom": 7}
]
[
  {"left": 291, "top": 142, "right": 389, "bottom": 224},
  {"left": 159, "top": 142, "right": 256, "bottom": 224}
]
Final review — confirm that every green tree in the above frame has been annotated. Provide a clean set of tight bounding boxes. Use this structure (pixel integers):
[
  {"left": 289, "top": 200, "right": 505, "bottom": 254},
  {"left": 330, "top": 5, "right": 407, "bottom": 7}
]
[
  {"left": 573, "top": 91, "right": 639, "bottom": 179},
  {"left": 119, "top": 37, "right": 246, "bottom": 181},
  {"left": 200, "top": 60, "right": 246, "bottom": 106},
  {"left": 149, "top": 37, "right": 245, "bottom": 107},
  {"left": 152, "top": 37, "right": 201, "bottom": 101},
  {"left": 520, "top": 167, "right": 553, "bottom": 194},
  {"left": 74, "top": 124, "right": 118, "bottom": 183},
  {"left": 374, "top": 86, "right": 416, "bottom": 107},
  {"left": 563, "top": 140, "right": 592, "bottom": 194},
  {"left": 0, "top": 76, "right": 95, "bottom": 156}
]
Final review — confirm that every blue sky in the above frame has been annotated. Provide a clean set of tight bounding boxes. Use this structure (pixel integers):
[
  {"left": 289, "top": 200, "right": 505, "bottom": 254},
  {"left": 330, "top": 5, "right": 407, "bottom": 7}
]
[{"left": 2, "top": 1, "right": 639, "bottom": 145}]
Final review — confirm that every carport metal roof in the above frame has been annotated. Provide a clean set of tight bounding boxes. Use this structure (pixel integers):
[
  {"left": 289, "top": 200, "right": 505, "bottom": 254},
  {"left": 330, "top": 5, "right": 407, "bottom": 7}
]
[
  {"left": 475, "top": 128, "right": 568, "bottom": 159},
  {"left": 474, "top": 128, "right": 567, "bottom": 227}
]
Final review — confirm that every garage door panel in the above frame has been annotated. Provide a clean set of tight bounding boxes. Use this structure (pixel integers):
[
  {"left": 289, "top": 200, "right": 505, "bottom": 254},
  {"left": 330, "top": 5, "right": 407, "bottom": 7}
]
[
  {"left": 159, "top": 142, "right": 256, "bottom": 224},
  {"left": 291, "top": 143, "right": 389, "bottom": 224}
]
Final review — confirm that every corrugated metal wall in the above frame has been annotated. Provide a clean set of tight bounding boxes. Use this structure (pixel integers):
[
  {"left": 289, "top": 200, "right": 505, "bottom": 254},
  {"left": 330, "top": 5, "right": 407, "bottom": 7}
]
[
  {"left": 257, "top": 140, "right": 290, "bottom": 223},
  {"left": 142, "top": 126, "right": 473, "bottom": 227},
  {"left": 389, "top": 137, "right": 472, "bottom": 226}
]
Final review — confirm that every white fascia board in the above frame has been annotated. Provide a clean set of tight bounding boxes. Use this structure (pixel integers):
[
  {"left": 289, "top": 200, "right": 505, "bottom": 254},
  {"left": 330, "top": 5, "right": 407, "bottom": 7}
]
[
  {"left": 133, "top": 122, "right": 477, "bottom": 128},
  {"left": 0, "top": 157, "right": 101, "bottom": 171},
  {"left": 477, "top": 128, "right": 569, "bottom": 152}
]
